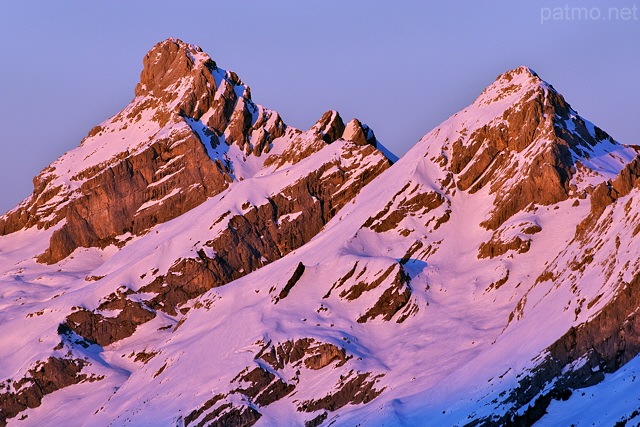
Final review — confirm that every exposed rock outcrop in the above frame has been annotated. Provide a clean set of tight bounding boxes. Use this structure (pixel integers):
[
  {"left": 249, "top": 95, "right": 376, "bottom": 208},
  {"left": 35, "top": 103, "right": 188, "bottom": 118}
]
[
  {"left": 363, "top": 186, "right": 447, "bottom": 233},
  {"left": 477, "top": 235, "right": 531, "bottom": 259},
  {"left": 183, "top": 338, "right": 369, "bottom": 426},
  {"left": 257, "top": 339, "right": 347, "bottom": 371},
  {"left": 276, "top": 262, "right": 306, "bottom": 302},
  {"left": 185, "top": 397, "right": 262, "bottom": 427},
  {"left": 325, "top": 261, "right": 416, "bottom": 324},
  {"left": 61, "top": 299, "right": 156, "bottom": 347},
  {"left": 313, "top": 110, "right": 345, "bottom": 143},
  {"left": 0, "top": 357, "right": 90, "bottom": 426},
  {"left": 342, "top": 118, "right": 377, "bottom": 147},
  {"left": 297, "top": 371, "right": 384, "bottom": 413}
]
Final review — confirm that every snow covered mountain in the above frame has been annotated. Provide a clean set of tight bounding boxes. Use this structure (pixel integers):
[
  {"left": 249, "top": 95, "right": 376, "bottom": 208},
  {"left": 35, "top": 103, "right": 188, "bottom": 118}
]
[{"left": 1, "top": 38, "right": 639, "bottom": 426}]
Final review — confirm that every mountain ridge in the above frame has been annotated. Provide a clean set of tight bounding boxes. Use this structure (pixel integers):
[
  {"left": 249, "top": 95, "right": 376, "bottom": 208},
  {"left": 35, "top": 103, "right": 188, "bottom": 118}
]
[{"left": 0, "top": 38, "right": 638, "bottom": 426}]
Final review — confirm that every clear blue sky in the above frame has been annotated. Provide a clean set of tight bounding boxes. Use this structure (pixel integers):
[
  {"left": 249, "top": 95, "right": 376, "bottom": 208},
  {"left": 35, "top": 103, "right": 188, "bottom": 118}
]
[{"left": 1, "top": 1, "right": 638, "bottom": 214}]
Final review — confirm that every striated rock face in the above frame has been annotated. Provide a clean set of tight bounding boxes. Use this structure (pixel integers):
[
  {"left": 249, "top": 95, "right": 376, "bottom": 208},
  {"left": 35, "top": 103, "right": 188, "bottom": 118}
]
[
  {"left": 441, "top": 66, "right": 618, "bottom": 231},
  {"left": 297, "top": 371, "right": 384, "bottom": 413},
  {"left": 258, "top": 339, "right": 347, "bottom": 371},
  {"left": 36, "top": 129, "right": 233, "bottom": 264},
  {"left": 137, "top": 39, "right": 210, "bottom": 96},
  {"left": 323, "top": 260, "right": 417, "bottom": 324},
  {"left": 135, "top": 38, "right": 218, "bottom": 116},
  {"left": 0, "top": 38, "right": 293, "bottom": 263},
  {"left": 581, "top": 154, "right": 640, "bottom": 224}
]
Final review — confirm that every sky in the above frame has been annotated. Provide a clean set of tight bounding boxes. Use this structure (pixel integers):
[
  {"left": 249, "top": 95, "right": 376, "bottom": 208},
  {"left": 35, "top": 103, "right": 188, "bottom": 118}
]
[{"left": 0, "top": 1, "right": 638, "bottom": 214}]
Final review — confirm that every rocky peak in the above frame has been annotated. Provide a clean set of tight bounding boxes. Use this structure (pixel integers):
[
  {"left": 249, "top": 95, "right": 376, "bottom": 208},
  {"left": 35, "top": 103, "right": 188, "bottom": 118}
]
[
  {"left": 434, "top": 66, "right": 633, "bottom": 230},
  {"left": 447, "top": 67, "right": 568, "bottom": 181},
  {"left": 311, "top": 110, "right": 345, "bottom": 143},
  {"left": 130, "top": 38, "right": 283, "bottom": 156},
  {"left": 135, "top": 38, "right": 216, "bottom": 98},
  {"left": 491, "top": 65, "right": 539, "bottom": 84},
  {"left": 309, "top": 112, "right": 377, "bottom": 147},
  {"left": 471, "top": 66, "right": 573, "bottom": 131},
  {"left": 475, "top": 66, "right": 546, "bottom": 106},
  {"left": 0, "top": 40, "right": 295, "bottom": 258},
  {"left": 343, "top": 118, "right": 376, "bottom": 146}
]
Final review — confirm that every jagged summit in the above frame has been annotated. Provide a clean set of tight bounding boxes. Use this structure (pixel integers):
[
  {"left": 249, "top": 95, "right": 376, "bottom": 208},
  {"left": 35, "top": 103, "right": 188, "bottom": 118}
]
[
  {"left": 512, "top": 65, "right": 538, "bottom": 76},
  {"left": 135, "top": 38, "right": 217, "bottom": 98},
  {"left": 311, "top": 110, "right": 345, "bottom": 143},
  {"left": 491, "top": 65, "right": 539, "bottom": 83},
  {"left": 0, "top": 39, "right": 390, "bottom": 265},
  {"left": 309, "top": 110, "right": 377, "bottom": 146},
  {"left": 468, "top": 65, "right": 566, "bottom": 121}
]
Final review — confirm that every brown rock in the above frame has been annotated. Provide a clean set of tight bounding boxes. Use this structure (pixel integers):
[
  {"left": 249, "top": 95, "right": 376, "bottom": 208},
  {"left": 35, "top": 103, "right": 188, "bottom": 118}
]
[
  {"left": 135, "top": 39, "right": 216, "bottom": 104},
  {"left": 257, "top": 339, "right": 345, "bottom": 372},
  {"left": 304, "top": 343, "right": 346, "bottom": 370},
  {"left": 342, "top": 119, "right": 368, "bottom": 145},
  {"left": 276, "top": 262, "right": 306, "bottom": 302},
  {"left": 235, "top": 367, "right": 275, "bottom": 399},
  {"left": 312, "top": 110, "right": 345, "bottom": 143},
  {"left": 259, "top": 339, "right": 314, "bottom": 370},
  {"left": 61, "top": 299, "right": 156, "bottom": 347},
  {"left": 254, "top": 379, "right": 296, "bottom": 407},
  {"left": 305, "top": 412, "right": 328, "bottom": 427},
  {"left": 225, "top": 98, "right": 254, "bottom": 150},
  {"left": 477, "top": 235, "right": 531, "bottom": 259},
  {"left": 187, "top": 401, "right": 262, "bottom": 427},
  {"left": 365, "top": 190, "right": 446, "bottom": 233},
  {"left": 184, "top": 394, "right": 225, "bottom": 426},
  {"left": 356, "top": 265, "right": 413, "bottom": 323},
  {"left": 36, "top": 131, "right": 232, "bottom": 264},
  {"left": 0, "top": 357, "right": 88, "bottom": 425},
  {"left": 297, "top": 371, "right": 384, "bottom": 413}
]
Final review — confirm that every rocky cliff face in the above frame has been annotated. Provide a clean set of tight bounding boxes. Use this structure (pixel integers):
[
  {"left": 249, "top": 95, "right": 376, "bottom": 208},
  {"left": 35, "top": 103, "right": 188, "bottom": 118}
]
[
  {"left": 1, "top": 40, "right": 266, "bottom": 260},
  {"left": 0, "top": 39, "right": 381, "bottom": 266},
  {"left": 0, "top": 39, "right": 638, "bottom": 427}
]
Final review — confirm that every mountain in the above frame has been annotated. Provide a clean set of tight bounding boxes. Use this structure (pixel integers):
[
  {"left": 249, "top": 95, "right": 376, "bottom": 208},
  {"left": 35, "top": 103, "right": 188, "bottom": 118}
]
[{"left": 0, "top": 39, "right": 639, "bottom": 426}]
